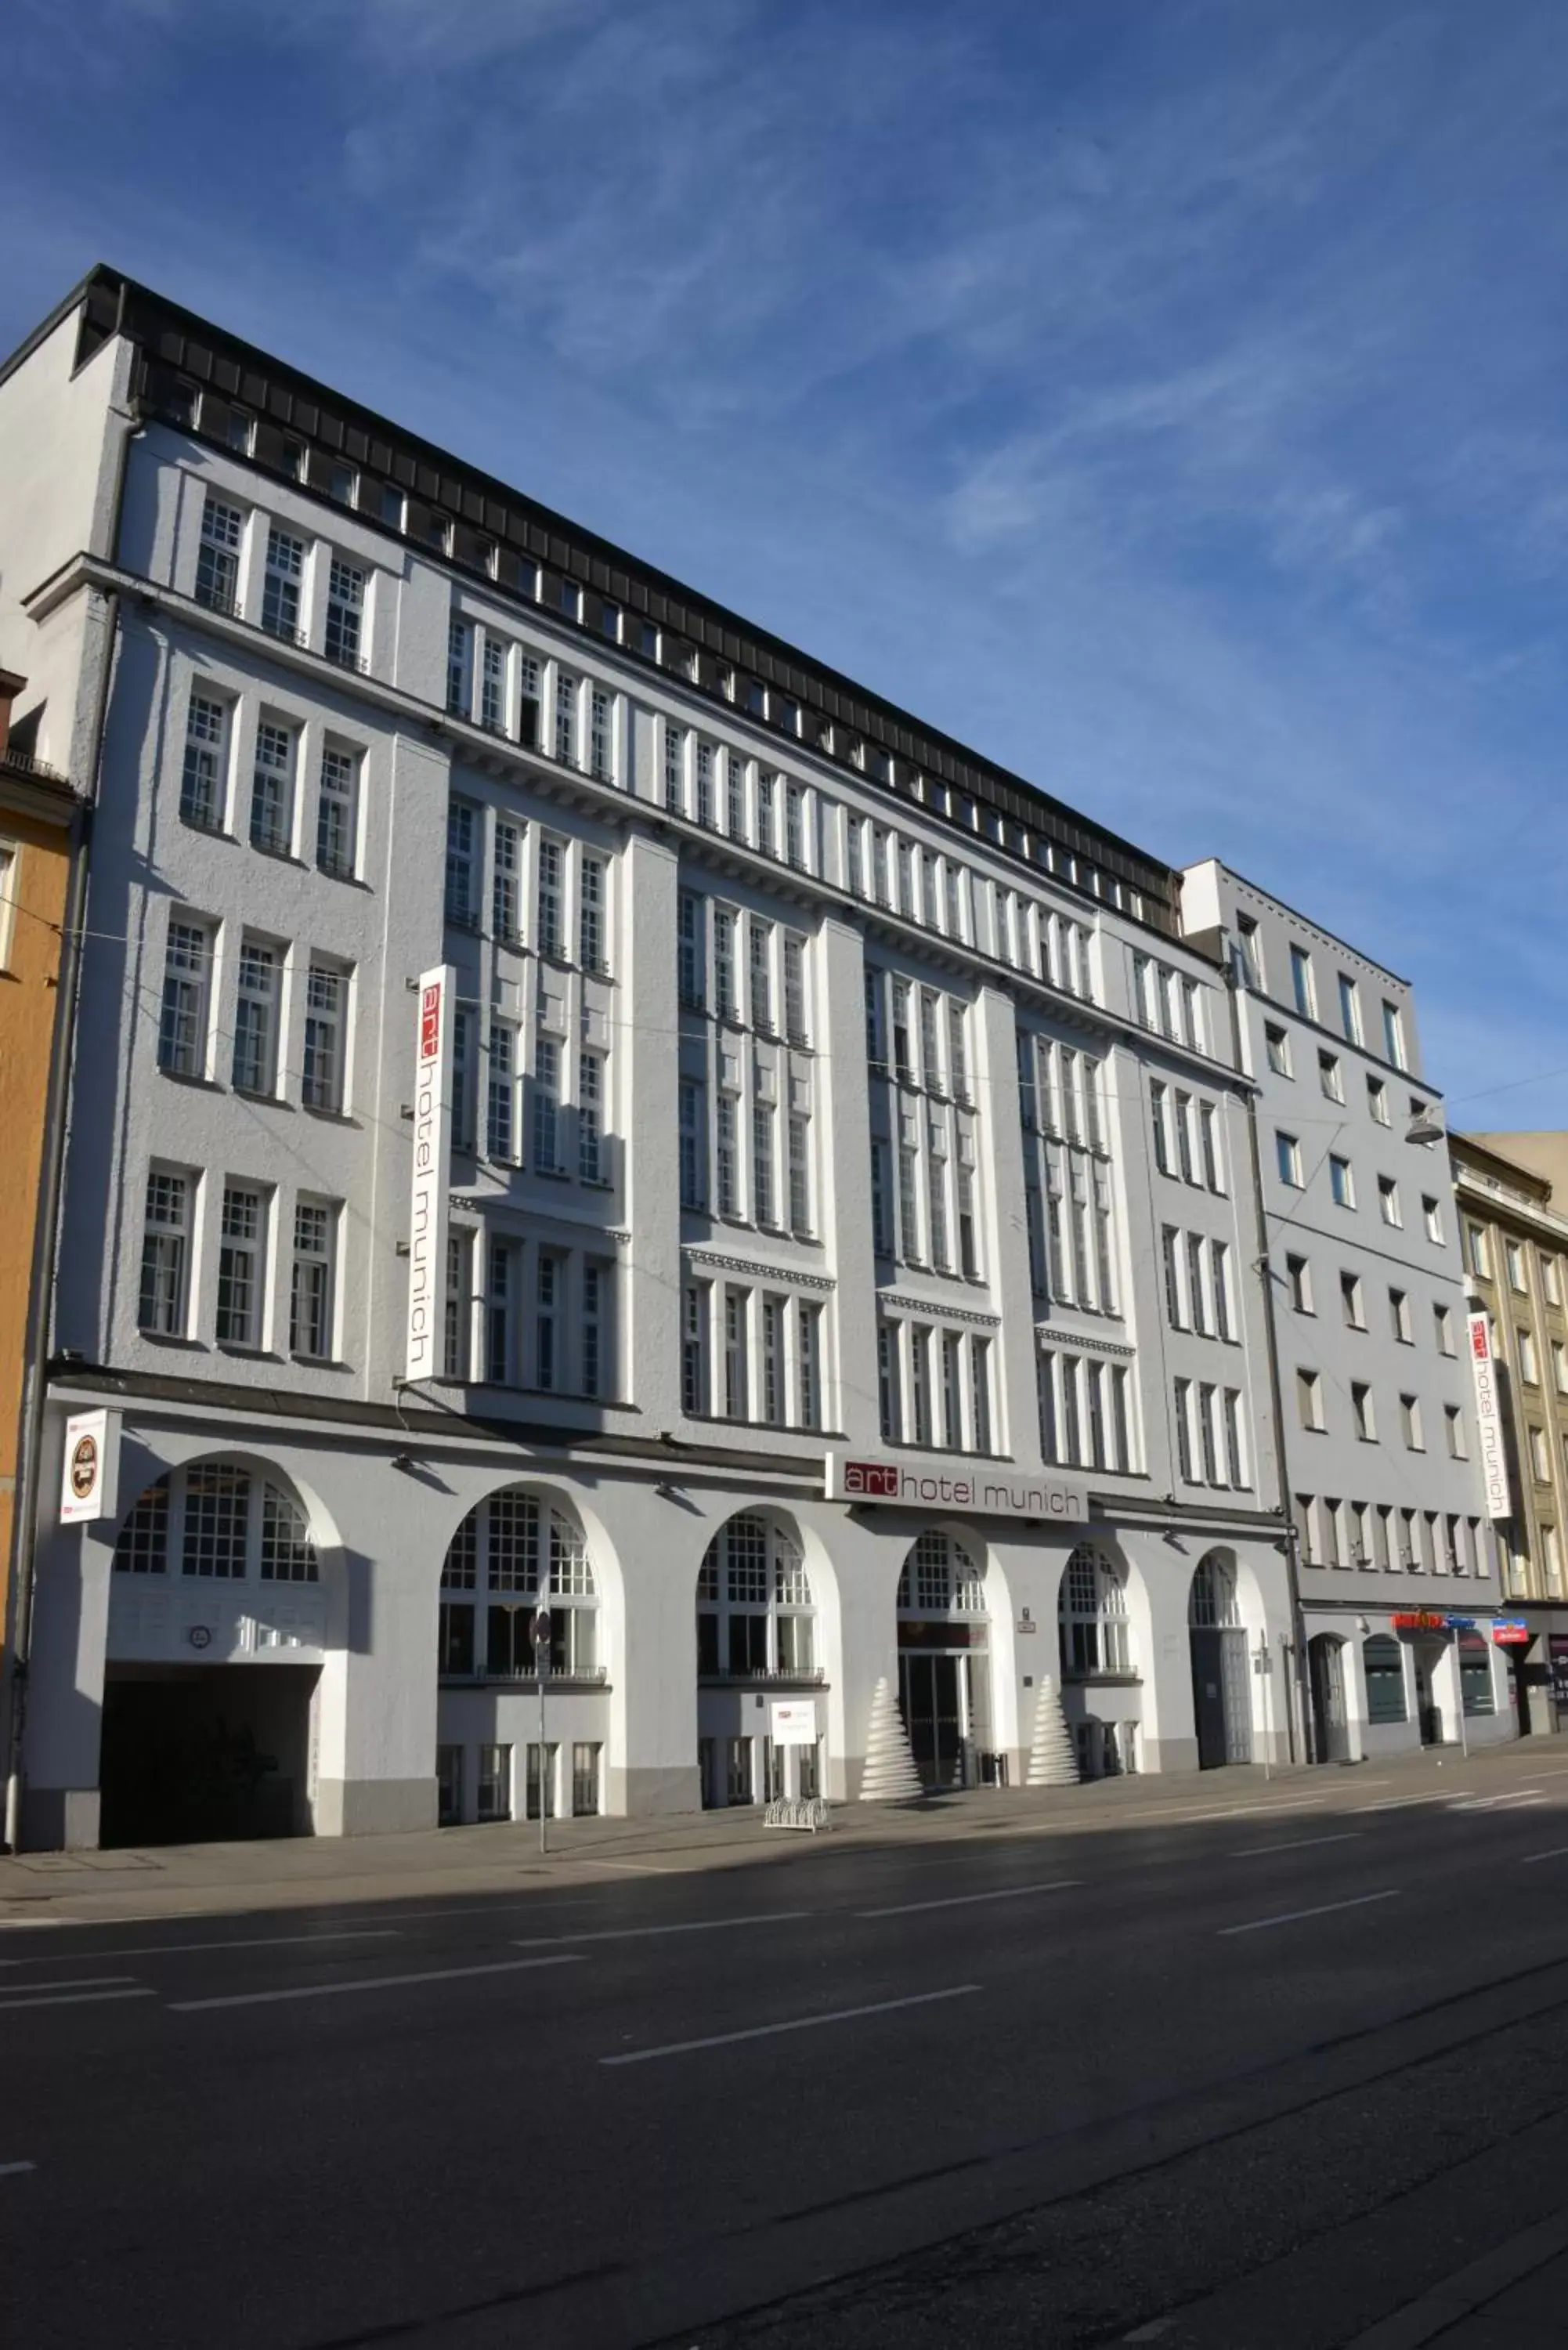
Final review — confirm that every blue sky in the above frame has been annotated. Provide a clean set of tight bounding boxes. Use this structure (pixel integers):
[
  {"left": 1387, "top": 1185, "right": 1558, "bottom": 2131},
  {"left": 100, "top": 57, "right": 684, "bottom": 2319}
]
[{"left": 7, "top": 0, "right": 1568, "bottom": 1126}]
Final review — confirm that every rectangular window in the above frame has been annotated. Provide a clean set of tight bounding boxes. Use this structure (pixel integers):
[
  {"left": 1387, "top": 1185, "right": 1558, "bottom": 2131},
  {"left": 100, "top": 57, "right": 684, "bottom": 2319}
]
[
  {"left": 1173, "top": 1378, "right": 1194, "bottom": 1482},
  {"left": 755, "top": 772, "right": 775, "bottom": 857},
  {"left": 1277, "top": 1130, "right": 1302, "bottom": 1187},
  {"left": 1265, "top": 1024, "right": 1291, "bottom": 1077},
  {"left": 1351, "top": 1381, "right": 1375, "bottom": 1441},
  {"left": 681, "top": 1282, "right": 710, "bottom": 1415},
  {"left": 158, "top": 917, "right": 211, "bottom": 1077},
  {"left": 216, "top": 1181, "right": 266, "bottom": 1348},
  {"left": 785, "top": 781, "right": 805, "bottom": 869},
  {"left": 302, "top": 962, "right": 347, "bottom": 1113},
  {"left": 677, "top": 892, "right": 704, "bottom": 1008},
  {"left": 290, "top": 1198, "right": 336, "bottom": 1359},
  {"left": 679, "top": 1077, "right": 706, "bottom": 1210},
  {"left": 250, "top": 720, "right": 296, "bottom": 855},
  {"left": 1297, "top": 1368, "right": 1324, "bottom": 1431},
  {"left": 1330, "top": 1155, "right": 1354, "bottom": 1209},
  {"left": 316, "top": 743, "right": 359, "bottom": 877},
  {"left": 878, "top": 1323, "right": 901, "bottom": 1441},
  {"left": 692, "top": 741, "right": 714, "bottom": 826},
  {"left": 1434, "top": 1303, "right": 1455, "bottom": 1356},
  {"left": 788, "top": 1113, "right": 811, "bottom": 1235},
  {"left": 1234, "top": 915, "right": 1260, "bottom": 988},
  {"left": 927, "top": 1152, "right": 949, "bottom": 1272},
  {"left": 580, "top": 855, "right": 606, "bottom": 973},
  {"left": 533, "top": 1036, "right": 561, "bottom": 1172},
  {"left": 537, "top": 838, "right": 564, "bottom": 958},
  {"left": 233, "top": 937, "right": 280, "bottom": 1095},
  {"left": 1290, "top": 944, "right": 1314, "bottom": 1018},
  {"left": 181, "top": 694, "right": 229, "bottom": 831},
  {"left": 1287, "top": 1251, "right": 1312, "bottom": 1314},
  {"left": 1390, "top": 1287, "right": 1412, "bottom": 1343},
  {"left": 1519, "top": 1327, "right": 1538, "bottom": 1384},
  {"left": 870, "top": 1139, "right": 892, "bottom": 1255},
  {"left": 1367, "top": 1075, "right": 1389, "bottom": 1125},
  {"left": 1187, "top": 1231, "right": 1209, "bottom": 1334},
  {"left": 1382, "top": 1000, "right": 1407, "bottom": 1068},
  {"left": 798, "top": 1304, "right": 822, "bottom": 1430},
  {"left": 589, "top": 686, "right": 612, "bottom": 781},
  {"left": 485, "top": 1238, "right": 515, "bottom": 1383},
  {"left": 1319, "top": 1051, "right": 1343, "bottom": 1102},
  {"left": 749, "top": 919, "right": 774, "bottom": 1032},
  {"left": 957, "top": 1160, "right": 978, "bottom": 1279},
  {"left": 1378, "top": 1175, "right": 1400, "bottom": 1226},
  {"left": 726, "top": 750, "right": 746, "bottom": 837},
  {"left": 948, "top": 1002, "right": 968, "bottom": 1102},
  {"left": 898, "top": 1145, "right": 921, "bottom": 1264},
  {"left": 1400, "top": 1393, "right": 1423, "bottom": 1451},
  {"left": 1422, "top": 1195, "right": 1442, "bottom": 1245},
  {"left": 1151, "top": 1081, "right": 1172, "bottom": 1175},
  {"left": 1340, "top": 1270, "right": 1364, "bottom": 1329},
  {"left": 909, "top": 1325, "right": 932, "bottom": 1448},
  {"left": 443, "top": 1228, "right": 471, "bottom": 1379},
  {"left": 761, "top": 1296, "right": 786, "bottom": 1426},
  {"left": 486, "top": 1021, "right": 517, "bottom": 1161},
  {"left": 554, "top": 672, "right": 578, "bottom": 767},
  {"left": 970, "top": 1337, "right": 992, "bottom": 1455},
  {"left": 578, "top": 1051, "right": 605, "bottom": 1182},
  {"left": 1506, "top": 1239, "right": 1526, "bottom": 1291},
  {"left": 864, "top": 970, "right": 885, "bottom": 1070},
  {"left": 1447, "top": 1405, "right": 1467, "bottom": 1460},
  {"left": 783, "top": 936, "right": 807, "bottom": 1046},
  {"left": 262, "top": 524, "right": 305, "bottom": 641},
  {"left": 1337, "top": 974, "right": 1361, "bottom": 1042},
  {"left": 891, "top": 984, "right": 913, "bottom": 1084},
  {"left": 663, "top": 722, "right": 685, "bottom": 814},
  {"left": 324, "top": 558, "right": 364, "bottom": 669},
  {"left": 535, "top": 1254, "right": 559, "bottom": 1390},
  {"left": 196, "top": 496, "right": 244, "bottom": 613},
  {"left": 752, "top": 1101, "right": 775, "bottom": 1226},
  {"left": 1199, "top": 1101, "right": 1222, "bottom": 1192},
  {"left": 1223, "top": 1390, "right": 1246, "bottom": 1488},
  {"left": 445, "top": 801, "right": 477, "bottom": 925},
  {"left": 1212, "top": 1240, "right": 1234, "bottom": 1340},
  {"left": 491, "top": 819, "right": 523, "bottom": 943},
  {"left": 714, "top": 909, "right": 737, "bottom": 1021},
  {"left": 716, "top": 1092, "right": 739, "bottom": 1217},
  {"left": 724, "top": 1288, "right": 749, "bottom": 1419}
]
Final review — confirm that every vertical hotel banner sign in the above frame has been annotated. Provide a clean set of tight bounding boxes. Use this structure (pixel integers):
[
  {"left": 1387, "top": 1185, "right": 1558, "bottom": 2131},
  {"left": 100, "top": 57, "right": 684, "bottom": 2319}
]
[
  {"left": 1468, "top": 1311, "right": 1512, "bottom": 1522},
  {"left": 405, "top": 965, "right": 453, "bottom": 1383}
]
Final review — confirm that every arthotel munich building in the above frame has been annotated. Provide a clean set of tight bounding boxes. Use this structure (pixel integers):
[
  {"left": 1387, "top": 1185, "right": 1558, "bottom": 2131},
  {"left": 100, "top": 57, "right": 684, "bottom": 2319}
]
[{"left": 0, "top": 270, "right": 1512, "bottom": 1850}]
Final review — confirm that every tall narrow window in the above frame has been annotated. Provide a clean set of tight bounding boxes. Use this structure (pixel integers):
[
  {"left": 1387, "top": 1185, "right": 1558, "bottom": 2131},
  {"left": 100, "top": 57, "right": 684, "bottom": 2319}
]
[
  {"left": 478, "top": 634, "right": 507, "bottom": 731},
  {"left": 158, "top": 919, "right": 211, "bottom": 1077},
  {"left": 682, "top": 1283, "right": 709, "bottom": 1414},
  {"left": 443, "top": 1229, "right": 471, "bottom": 1379},
  {"left": 290, "top": 1199, "right": 335, "bottom": 1359},
  {"left": 581, "top": 1262, "right": 605, "bottom": 1398},
  {"left": 695, "top": 742, "right": 714, "bottom": 826},
  {"left": 942, "top": 1331, "right": 963, "bottom": 1450},
  {"left": 181, "top": 695, "right": 229, "bottom": 831},
  {"left": 139, "top": 1169, "right": 191, "bottom": 1334},
  {"left": 1382, "top": 1000, "right": 1406, "bottom": 1068},
  {"left": 898, "top": 1145, "right": 921, "bottom": 1264},
  {"left": 492, "top": 820, "right": 523, "bottom": 943},
  {"left": 865, "top": 970, "right": 886, "bottom": 1070},
  {"left": 446, "top": 617, "right": 471, "bottom": 717},
  {"left": 451, "top": 1009, "right": 475, "bottom": 1151},
  {"left": 785, "top": 782, "right": 805, "bottom": 869},
  {"left": 892, "top": 983, "right": 913, "bottom": 1083},
  {"left": 716, "top": 1094, "right": 738, "bottom": 1216},
  {"left": 798, "top": 1304, "right": 822, "bottom": 1430},
  {"left": 724, "top": 1289, "right": 749, "bottom": 1419},
  {"left": 251, "top": 721, "right": 295, "bottom": 855},
  {"left": 578, "top": 1051, "right": 604, "bottom": 1181},
  {"left": 533, "top": 1037, "right": 561, "bottom": 1172},
  {"left": 927, "top": 1153, "right": 949, "bottom": 1272},
  {"left": 714, "top": 909, "right": 736, "bottom": 1021},
  {"left": 324, "top": 559, "right": 364, "bottom": 668},
  {"left": 726, "top": 750, "right": 746, "bottom": 837},
  {"left": 909, "top": 1325, "right": 932, "bottom": 1446},
  {"left": 1289, "top": 944, "right": 1314, "bottom": 1018},
  {"left": 870, "top": 1139, "right": 892, "bottom": 1255},
  {"left": 537, "top": 838, "right": 564, "bottom": 957},
  {"left": 957, "top": 1161, "right": 978, "bottom": 1278},
  {"left": 579, "top": 855, "right": 606, "bottom": 972},
  {"left": 536, "top": 1255, "right": 559, "bottom": 1390},
  {"left": 485, "top": 1238, "right": 515, "bottom": 1383},
  {"left": 486, "top": 1021, "right": 516, "bottom": 1160},
  {"left": 445, "top": 801, "right": 477, "bottom": 925},
  {"left": 677, "top": 892, "right": 704, "bottom": 1008},
  {"left": 970, "top": 1338, "right": 992, "bottom": 1455},
  {"left": 196, "top": 497, "right": 244, "bottom": 613},
  {"left": 302, "top": 963, "right": 346, "bottom": 1112},
  {"left": 233, "top": 938, "right": 280, "bottom": 1095},
  {"left": 878, "top": 1324, "right": 901, "bottom": 1441},
  {"left": 663, "top": 723, "right": 686, "bottom": 814},
  {"left": 756, "top": 772, "right": 775, "bottom": 856},
  {"left": 216, "top": 1183, "right": 266, "bottom": 1348},
  {"left": 761, "top": 1296, "right": 786, "bottom": 1426},
  {"left": 679, "top": 1077, "right": 706, "bottom": 1209},
  {"left": 554, "top": 672, "right": 578, "bottom": 766},
  {"left": 749, "top": 920, "right": 774, "bottom": 1032},
  {"left": 316, "top": 743, "right": 359, "bottom": 877},
  {"left": 262, "top": 525, "right": 305, "bottom": 641},
  {"left": 947, "top": 1001, "right": 968, "bottom": 1101},
  {"left": 783, "top": 936, "right": 807, "bottom": 1046},
  {"left": 588, "top": 687, "right": 612, "bottom": 780},
  {"left": 788, "top": 1114, "right": 811, "bottom": 1234},
  {"left": 752, "top": 1101, "right": 775, "bottom": 1226}
]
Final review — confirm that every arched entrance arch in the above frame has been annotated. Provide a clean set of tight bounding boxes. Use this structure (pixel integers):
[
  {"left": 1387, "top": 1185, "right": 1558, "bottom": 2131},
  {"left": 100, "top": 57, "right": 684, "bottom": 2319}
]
[
  {"left": 1188, "top": 1549, "right": 1252, "bottom": 1769},
  {"left": 435, "top": 1483, "right": 610, "bottom": 1825},
  {"left": 896, "top": 1528, "right": 995, "bottom": 1789},
  {"left": 100, "top": 1452, "right": 331, "bottom": 1846},
  {"left": 695, "top": 1509, "right": 824, "bottom": 1809}
]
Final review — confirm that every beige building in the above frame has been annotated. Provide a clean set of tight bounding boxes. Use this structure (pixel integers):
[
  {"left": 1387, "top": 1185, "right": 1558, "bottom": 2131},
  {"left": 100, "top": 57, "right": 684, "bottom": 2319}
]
[{"left": 1450, "top": 1131, "right": 1568, "bottom": 1733}]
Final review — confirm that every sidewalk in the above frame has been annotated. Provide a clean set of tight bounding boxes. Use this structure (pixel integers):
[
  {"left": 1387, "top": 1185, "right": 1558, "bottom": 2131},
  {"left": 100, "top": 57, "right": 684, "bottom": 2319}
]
[{"left": 1, "top": 1735, "right": 1555, "bottom": 1930}]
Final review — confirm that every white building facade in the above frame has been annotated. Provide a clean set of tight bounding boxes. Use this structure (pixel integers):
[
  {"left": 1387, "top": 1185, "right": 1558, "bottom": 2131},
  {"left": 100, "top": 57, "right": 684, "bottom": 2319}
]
[
  {"left": 1181, "top": 862, "right": 1510, "bottom": 1761},
  {"left": 0, "top": 269, "right": 1495, "bottom": 1852}
]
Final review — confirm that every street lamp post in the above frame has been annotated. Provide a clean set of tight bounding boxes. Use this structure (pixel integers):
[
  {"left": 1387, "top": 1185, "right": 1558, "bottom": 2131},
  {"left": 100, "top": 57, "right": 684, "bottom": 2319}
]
[{"left": 531, "top": 1605, "right": 552, "bottom": 1854}]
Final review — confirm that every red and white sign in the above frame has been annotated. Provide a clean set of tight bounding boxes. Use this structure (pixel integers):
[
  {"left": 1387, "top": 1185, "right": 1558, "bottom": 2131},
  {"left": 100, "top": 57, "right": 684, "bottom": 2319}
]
[
  {"left": 405, "top": 965, "right": 453, "bottom": 1383},
  {"left": 825, "top": 1455, "right": 1086, "bottom": 1520},
  {"left": 1467, "top": 1311, "right": 1512, "bottom": 1522}
]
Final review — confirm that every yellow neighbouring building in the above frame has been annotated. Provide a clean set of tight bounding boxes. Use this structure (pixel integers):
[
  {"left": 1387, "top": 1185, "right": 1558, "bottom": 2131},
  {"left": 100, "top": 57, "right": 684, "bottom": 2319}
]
[
  {"left": 0, "top": 669, "right": 84, "bottom": 1848},
  {"left": 1450, "top": 1130, "right": 1568, "bottom": 1735}
]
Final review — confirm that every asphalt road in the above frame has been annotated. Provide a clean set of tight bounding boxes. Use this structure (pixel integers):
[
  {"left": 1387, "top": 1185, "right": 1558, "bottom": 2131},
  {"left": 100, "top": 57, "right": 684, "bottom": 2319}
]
[{"left": 5, "top": 1748, "right": 1568, "bottom": 2350}]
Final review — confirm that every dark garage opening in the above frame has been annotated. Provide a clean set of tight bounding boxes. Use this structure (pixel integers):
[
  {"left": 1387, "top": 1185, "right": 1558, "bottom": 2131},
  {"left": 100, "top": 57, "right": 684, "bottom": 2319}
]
[{"left": 98, "top": 1663, "right": 320, "bottom": 1847}]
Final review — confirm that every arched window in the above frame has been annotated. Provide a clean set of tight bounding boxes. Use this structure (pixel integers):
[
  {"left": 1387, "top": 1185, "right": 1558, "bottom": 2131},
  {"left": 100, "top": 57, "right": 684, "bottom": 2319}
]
[
  {"left": 1363, "top": 1633, "right": 1407, "bottom": 1724},
  {"left": 1059, "top": 1544, "right": 1131, "bottom": 1676},
  {"left": 697, "top": 1513, "right": 817, "bottom": 1679},
  {"left": 111, "top": 1462, "right": 317, "bottom": 1582},
  {"left": 897, "top": 1530, "right": 987, "bottom": 1615},
  {"left": 439, "top": 1489, "right": 599, "bottom": 1679},
  {"left": 1189, "top": 1552, "right": 1240, "bottom": 1628}
]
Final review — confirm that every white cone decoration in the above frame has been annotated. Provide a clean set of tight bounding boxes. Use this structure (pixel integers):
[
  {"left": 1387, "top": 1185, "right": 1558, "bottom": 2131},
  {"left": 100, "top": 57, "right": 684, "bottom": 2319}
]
[
  {"left": 858, "top": 1674, "right": 923, "bottom": 1802},
  {"left": 1027, "top": 1675, "right": 1080, "bottom": 1788}
]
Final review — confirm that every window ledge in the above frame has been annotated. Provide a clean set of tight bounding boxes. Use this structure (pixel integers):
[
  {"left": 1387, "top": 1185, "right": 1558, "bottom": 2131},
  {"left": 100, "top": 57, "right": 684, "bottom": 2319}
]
[
  {"left": 138, "top": 1331, "right": 207, "bottom": 1350},
  {"left": 1061, "top": 1671, "right": 1143, "bottom": 1689},
  {"left": 158, "top": 1068, "right": 225, "bottom": 1093},
  {"left": 179, "top": 819, "right": 236, "bottom": 844},
  {"left": 290, "top": 1354, "right": 351, "bottom": 1371},
  {"left": 248, "top": 842, "right": 307, "bottom": 868},
  {"left": 234, "top": 1086, "right": 291, "bottom": 1111},
  {"left": 301, "top": 1104, "right": 358, "bottom": 1127},
  {"left": 215, "top": 1343, "right": 284, "bottom": 1361}
]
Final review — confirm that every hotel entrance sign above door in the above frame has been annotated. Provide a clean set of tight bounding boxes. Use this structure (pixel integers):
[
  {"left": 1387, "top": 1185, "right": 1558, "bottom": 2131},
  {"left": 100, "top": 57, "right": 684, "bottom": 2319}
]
[{"left": 825, "top": 1455, "right": 1086, "bottom": 1520}]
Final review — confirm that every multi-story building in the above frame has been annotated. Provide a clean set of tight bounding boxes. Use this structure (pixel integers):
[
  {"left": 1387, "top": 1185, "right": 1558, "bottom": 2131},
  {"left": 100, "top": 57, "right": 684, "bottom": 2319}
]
[
  {"left": 1451, "top": 1131, "right": 1568, "bottom": 1731},
  {"left": 0, "top": 667, "right": 86, "bottom": 1853},
  {"left": 1180, "top": 863, "right": 1509, "bottom": 1761},
  {"left": 0, "top": 267, "right": 1502, "bottom": 1849}
]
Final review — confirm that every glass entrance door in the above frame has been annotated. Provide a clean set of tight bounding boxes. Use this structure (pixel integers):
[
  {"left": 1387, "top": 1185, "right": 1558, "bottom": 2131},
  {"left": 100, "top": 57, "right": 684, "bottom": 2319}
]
[{"left": 899, "top": 1650, "right": 967, "bottom": 1788}]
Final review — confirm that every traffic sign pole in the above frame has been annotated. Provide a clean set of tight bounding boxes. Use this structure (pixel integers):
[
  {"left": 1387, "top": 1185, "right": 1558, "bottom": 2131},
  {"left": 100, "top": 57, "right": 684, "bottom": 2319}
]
[{"left": 532, "top": 1607, "right": 552, "bottom": 1853}]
